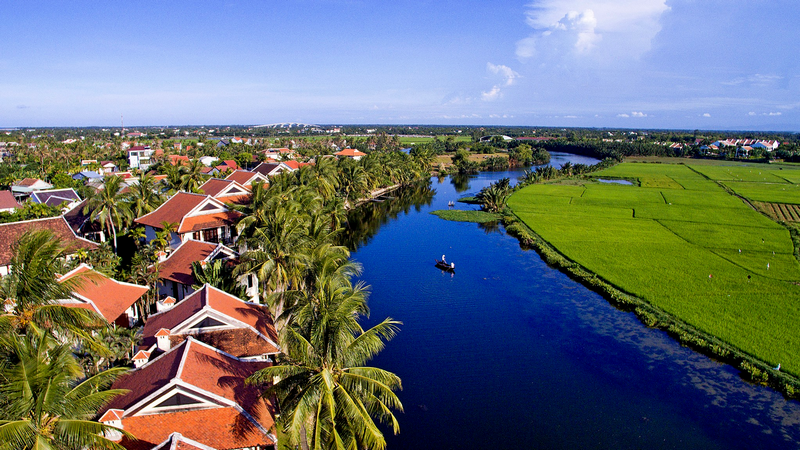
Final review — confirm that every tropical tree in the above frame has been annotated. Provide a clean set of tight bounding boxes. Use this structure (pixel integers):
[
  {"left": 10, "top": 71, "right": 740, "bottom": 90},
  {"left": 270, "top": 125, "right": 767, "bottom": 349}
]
[
  {"left": 83, "top": 175, "right": 133, "bottom": 253},
  {"left": 0, "top": 331, "right": 131, "bottom": 450},
  {"left": 191, "top": 259, "right": 247, "bottom": 299},
  {"left": 476, "top": 178, "right": 511, "bottom": 213},
  {"left": 0, "top": 230, "right": 105, "bottom": 340},
  {"left": 125, "top": 174, "right": 164, "bottom": 218},
  {"left": 248, "top": 271, "right": 403, "bottom": 450},
  {"left": 180, "top": 159, "right": 207, "bottom": 193}
]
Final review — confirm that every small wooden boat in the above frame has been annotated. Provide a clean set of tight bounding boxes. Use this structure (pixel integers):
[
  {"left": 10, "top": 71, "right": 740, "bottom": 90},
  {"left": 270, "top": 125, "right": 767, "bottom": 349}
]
[{"left": 435, "top": 259, "right": 455, "bottom": 273}]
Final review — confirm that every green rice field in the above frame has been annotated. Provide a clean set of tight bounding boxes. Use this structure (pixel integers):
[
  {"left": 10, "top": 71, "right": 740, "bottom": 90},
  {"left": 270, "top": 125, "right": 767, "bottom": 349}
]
[{"left": 509, "top": 161, "right": 800, "bottom": 375}]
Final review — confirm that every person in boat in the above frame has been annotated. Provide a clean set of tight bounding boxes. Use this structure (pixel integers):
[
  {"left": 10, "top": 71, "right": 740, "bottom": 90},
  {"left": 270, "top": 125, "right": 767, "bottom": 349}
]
[{"left": 442, "top": 255, "right": 446, "bottom": 263}]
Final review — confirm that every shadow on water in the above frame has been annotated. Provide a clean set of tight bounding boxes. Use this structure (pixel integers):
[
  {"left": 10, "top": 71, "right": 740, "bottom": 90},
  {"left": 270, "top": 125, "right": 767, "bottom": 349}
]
[
  {"left": 347, "top": 161, "right": 800, "bottom": 450},
  {"left": 449, "top": 173, "right": 472, "bottom": 193},
  {"left": 342, "top": 181, "right": 435, "bottom": 250}
]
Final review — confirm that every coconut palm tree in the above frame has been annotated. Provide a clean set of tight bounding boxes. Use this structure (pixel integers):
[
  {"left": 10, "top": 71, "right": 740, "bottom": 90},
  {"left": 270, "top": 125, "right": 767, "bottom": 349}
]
[
  {"left": 248, "top": 270, "right": 402, "bottom": 450},
  {"left": 191, "top": 259, "right": 247, "bottom": 299},
  {"left": 125, "top": 174, "right": 164, "bottom": 218},
  {"left": 83, "top": 175, "right": 132, "bottom": 253},
  {"left": 0, "top": 330, "right": 131, "bottom": 450},
  {"left": 0, "top": 230, "right": 105, "bottom": 340},
  {"left": 180, "top": 159, "right": 207, "bottom": 193}
]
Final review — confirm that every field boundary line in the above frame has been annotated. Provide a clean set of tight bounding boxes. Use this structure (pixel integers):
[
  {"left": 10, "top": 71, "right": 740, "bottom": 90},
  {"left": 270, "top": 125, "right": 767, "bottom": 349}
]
[{"left": 504, "top": 205, "right": 800, "bottom": 399}]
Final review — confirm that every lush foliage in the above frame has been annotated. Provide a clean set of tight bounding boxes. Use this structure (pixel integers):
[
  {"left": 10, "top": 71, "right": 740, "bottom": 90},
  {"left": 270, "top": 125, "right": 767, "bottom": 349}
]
[
  {"left": 430, "top": 210, "right": 502, "bottom": 223},
  {"left": 509, "top": 160, "right": 800, "bottom": 375},
  {"left": 0, "top": 331, "right": 130, "bottom": 450}
]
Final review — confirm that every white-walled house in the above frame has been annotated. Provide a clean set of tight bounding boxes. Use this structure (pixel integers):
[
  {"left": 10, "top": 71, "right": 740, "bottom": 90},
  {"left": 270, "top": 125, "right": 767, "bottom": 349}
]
[{"left": 133, "top": 192, "right": 244, "bottom": 250}]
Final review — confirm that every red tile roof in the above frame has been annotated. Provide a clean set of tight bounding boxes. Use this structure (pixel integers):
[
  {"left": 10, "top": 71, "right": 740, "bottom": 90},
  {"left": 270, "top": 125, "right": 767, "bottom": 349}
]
[
  {"left": 58, "top": 264, "right": 148, "bottom": 324},
  {"left": 99, "top": 409, "right": 124, "bottom": 423},
  {"left": 101, "top": 339, "right": 275, "bottom": 450},
  {"left": 135, "top": 193, "right": 242, "bottom": 234},
  {"left": 334, "top": 148, "right": 366, "bottom": 157},
  {"left": 119, "top": 405, "right": 274, "bottom": 450},
  {"left": 224, "top": 170, "right": 267, "bottom": 186},
  {"left": 135, "top": 192, "right": 206, "bottom": 230},
  {"left": 281, "top": 160, "right": 310, "bottom": 170},
  {"left": 141, "top": 285, "right": 279, "bottom": 358},
  {"left": 198, "top": 179, "right": 252, "bottom": 205},
  {"left": 151, "top": 433, "right": 218, "bottom": 450},
  {"left": 178, "top": 211, "right": 242, "bottom": 234},
  {"left": 15, "top": 177, "right": 44, "bottom": 187},
  {"left": 0, "top": 190, "right": 21, "bottom": 210},
  {"left": 198, "top": 179, "right": 233, "bottom": 197},
  {"left": 156, "top": 240, "right": 218, "bottom": 286},
  {"left": 0, "top": 217, "right": 98, "bottom": 266}
]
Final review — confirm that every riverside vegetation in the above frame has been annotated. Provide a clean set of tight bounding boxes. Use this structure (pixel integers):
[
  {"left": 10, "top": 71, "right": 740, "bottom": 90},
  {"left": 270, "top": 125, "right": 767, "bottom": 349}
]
[
  {"left": 501, "top": 159, "right": 800, "bottom": 396},
  {"left": 432, "top": 158, "right": 800, "bottom": 397}
]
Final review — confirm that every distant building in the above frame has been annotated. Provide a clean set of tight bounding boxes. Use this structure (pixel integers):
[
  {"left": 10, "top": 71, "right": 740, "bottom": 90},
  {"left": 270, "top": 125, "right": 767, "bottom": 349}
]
[
  {"left": 334, "top": 148, "right": 367, "bottom": 161},
  {"left": 127, "top": 145, "right": 154, "bottom": 169},
  {"left": 30, "top": 188, "right": 82, "bottom": 211},
  {"left": 0, "top": 190, "right": 21, "bottom": 213},
  {"left": 11, "top": 178, "right": 53, "bottom": 200}
]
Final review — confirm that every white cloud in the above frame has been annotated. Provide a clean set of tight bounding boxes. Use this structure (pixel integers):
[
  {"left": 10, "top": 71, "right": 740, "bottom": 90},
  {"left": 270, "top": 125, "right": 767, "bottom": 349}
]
[
  {"left": 748, "top": 111, "right": 757, "bottom": 116},
  {"left": 482, "top": 63, "right": 521, "bottom": 102},
  {"left": 631, "top": 111, "right": 647, "bottom": 117},
  {"left": 768, "top": 111, "right": 782, "bottom": 116},
  {"left": 702, "top": 113, "right": 711, "bottom": 117},
  {"left": 617, "top": 113, "right": 630, "bottom": 118},
  {"left": 516, "top": 0, "right": 669, "bottom": 62},
  {"left": 723, "top": 74, "right": 783, "bottom": 87},
  {"left": 481, "top": 86, "right": 501, "bottom": 101},
  {"left": 487, "top": 63, "right": 520, "bottom": 87}
]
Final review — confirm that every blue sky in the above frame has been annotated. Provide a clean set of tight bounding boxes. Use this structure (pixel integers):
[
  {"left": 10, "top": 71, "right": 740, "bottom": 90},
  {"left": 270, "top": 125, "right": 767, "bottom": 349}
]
[{"left": 1, "top": 0, "right": 797, "bottom": 130}]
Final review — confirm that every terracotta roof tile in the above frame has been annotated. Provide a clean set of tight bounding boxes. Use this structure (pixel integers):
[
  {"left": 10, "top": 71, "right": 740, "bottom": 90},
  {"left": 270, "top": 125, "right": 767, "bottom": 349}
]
[
  {"left": 0, "top": 190, "right": 21, "bottom": 210},
  {"left": 102, "top": 339, "right": 275, "bottom": 450},
  {"left": 224, "top": 170, "right": 267, "bottom": 186},
  {"left": 58, "top": 264, "right": 148, "bottom": 324},
  {"left": 334, "top": 148, "right": 366, "bottom": 157},
  {"left": 0, "top": 217, "right": 98, "bottom": 266},
  {"left": 135, "top": 192, "right": 207, "bottom": 230},
  {"left": 99, "top": 409, "right": 124, "bottom": 422},
  {"left": 151, "top": 433, "right": 218, "bottom": 450},
  {"left": 118, "top": 406, "right": 274, "bottom": 450},
  {"left": 156, "top": 240, "right": 218, "bottom": 286},
  {"left": 199, "top": 179, "right": 233, "bottom": 197},
  {"left": 16, "top": 177, "right": 43, "bottom": 187},
  {"left": 142, "top": 285, "right": 278, "bottom": 358},
  {"left": 178, "top": 211, "right": 242, "bottom": 234}
]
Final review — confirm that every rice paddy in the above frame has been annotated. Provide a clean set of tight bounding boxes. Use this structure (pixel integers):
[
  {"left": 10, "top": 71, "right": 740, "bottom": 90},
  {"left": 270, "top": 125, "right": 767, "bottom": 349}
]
[{"left": 509, "top": 160, "right": 800, "bottom": 375}]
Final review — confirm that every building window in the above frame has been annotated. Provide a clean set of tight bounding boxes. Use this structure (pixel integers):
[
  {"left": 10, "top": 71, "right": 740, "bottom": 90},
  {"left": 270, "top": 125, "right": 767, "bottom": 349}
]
[{"left": 203, "top": 228, "right": 219, "bottom": 243}]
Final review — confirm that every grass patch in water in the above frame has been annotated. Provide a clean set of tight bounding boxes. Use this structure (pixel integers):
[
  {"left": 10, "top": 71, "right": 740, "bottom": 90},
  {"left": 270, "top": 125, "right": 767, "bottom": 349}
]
[{"left": 431, "top": 209, "right": 501, "bottom": 223}]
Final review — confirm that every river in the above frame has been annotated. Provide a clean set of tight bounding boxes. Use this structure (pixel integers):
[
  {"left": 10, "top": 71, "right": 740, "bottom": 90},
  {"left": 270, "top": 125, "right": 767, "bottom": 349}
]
[{"left": 345, "top": 152, "right": 800, "bottom": 450}]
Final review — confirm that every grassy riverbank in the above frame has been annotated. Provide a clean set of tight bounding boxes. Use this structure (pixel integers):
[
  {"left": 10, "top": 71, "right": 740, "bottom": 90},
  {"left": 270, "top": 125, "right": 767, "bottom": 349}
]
[
  {"left": 508, "top": 160, "right": 800, "bottom": 386},
  {"left": 430, "top": 210, "right": 501, "bottom": 223}
]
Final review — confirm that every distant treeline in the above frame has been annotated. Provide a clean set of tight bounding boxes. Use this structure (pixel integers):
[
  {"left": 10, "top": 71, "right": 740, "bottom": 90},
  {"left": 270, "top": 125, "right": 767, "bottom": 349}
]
[{"left": 530, "top": 139, "right": 682, "bottom": 160}]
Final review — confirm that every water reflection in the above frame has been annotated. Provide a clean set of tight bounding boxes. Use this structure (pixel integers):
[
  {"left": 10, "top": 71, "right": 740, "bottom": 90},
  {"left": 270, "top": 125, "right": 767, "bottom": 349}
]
[
  {"left": 342, "top": 181, "right": 435, "bottom": 250},
  {"left": 349, "top": 163, "right": 800, "bottom": 450},
  {"left": 449, "top": 173, "right": 471, "bottom": 193}
]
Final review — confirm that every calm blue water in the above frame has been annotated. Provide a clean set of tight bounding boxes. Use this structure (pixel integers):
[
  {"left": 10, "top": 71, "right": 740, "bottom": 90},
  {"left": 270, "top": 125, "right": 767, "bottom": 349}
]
[
  {"left": 350, "top": 156, "right": 800, "bottom": 450},
  {"left": 598, "top": 178, "right": 634, "bottom": 185}
]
